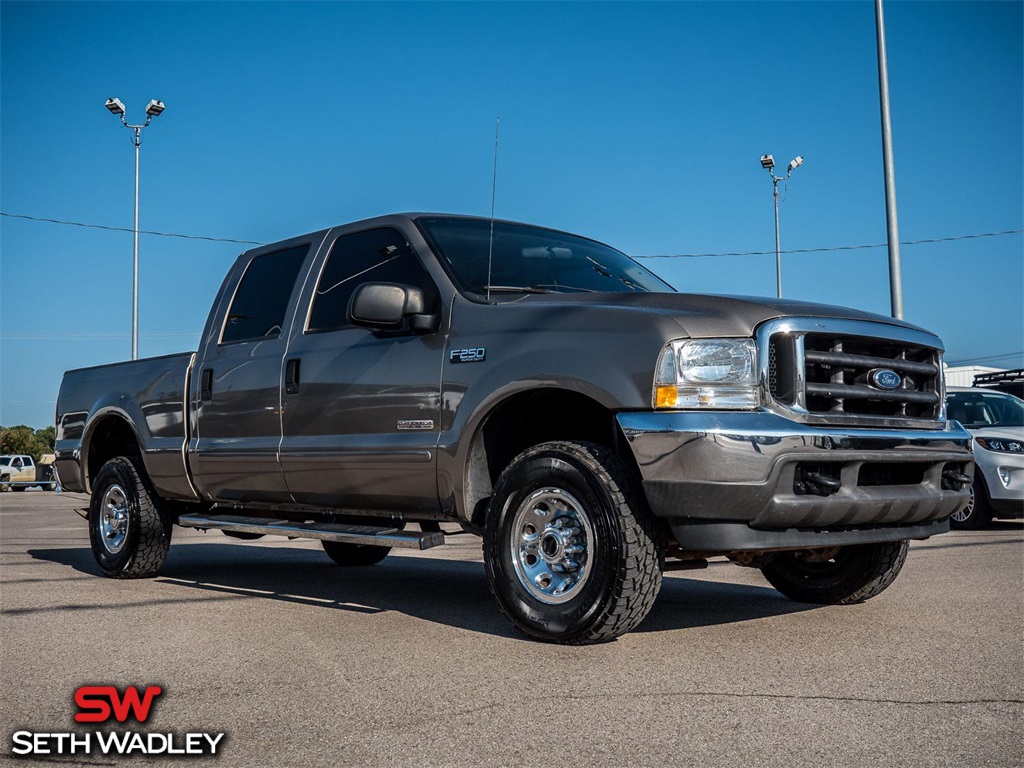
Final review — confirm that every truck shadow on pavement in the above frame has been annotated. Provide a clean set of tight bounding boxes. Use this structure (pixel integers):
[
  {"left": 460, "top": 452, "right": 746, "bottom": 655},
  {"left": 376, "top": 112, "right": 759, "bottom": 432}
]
[{"left": 27, "top": 543, "right": 817, "bottom": 640}]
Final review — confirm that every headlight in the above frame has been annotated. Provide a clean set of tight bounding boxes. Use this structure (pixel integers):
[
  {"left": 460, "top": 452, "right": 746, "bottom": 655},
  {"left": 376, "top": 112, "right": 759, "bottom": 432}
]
[
  {"left": 976, "top": 437, "right": 1024, "bottom": 453},
  {"left": 654, "top": 338, "right": 759, "bottom": 409}
]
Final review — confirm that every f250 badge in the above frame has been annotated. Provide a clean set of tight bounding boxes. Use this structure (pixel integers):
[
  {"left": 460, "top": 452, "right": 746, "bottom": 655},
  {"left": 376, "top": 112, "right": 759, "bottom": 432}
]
[{"left": 450, "top": 347, "right": 486, "bottom": 364}]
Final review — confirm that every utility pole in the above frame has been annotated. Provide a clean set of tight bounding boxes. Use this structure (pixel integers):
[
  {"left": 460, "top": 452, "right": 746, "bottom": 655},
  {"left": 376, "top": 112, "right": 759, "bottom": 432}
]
[{"left": 875, "top": 0, "right": 904, "bottom": 319}]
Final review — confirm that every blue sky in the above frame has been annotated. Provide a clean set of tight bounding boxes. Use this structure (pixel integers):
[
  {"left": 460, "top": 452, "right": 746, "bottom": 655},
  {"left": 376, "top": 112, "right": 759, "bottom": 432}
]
[{"left": 1, "top": 1, "right": 1021, "bottom": 428}]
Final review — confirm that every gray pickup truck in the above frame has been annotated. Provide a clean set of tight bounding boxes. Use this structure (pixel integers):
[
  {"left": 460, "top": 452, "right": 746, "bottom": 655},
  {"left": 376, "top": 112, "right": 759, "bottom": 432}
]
[{"left": 56, "top": 214, "right": 973, "bottom": 643}]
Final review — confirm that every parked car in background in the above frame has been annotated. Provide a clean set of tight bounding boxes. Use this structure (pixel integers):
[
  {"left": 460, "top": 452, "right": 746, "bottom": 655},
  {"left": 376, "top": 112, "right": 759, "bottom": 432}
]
[
  {"left": 946, "top": 388, "right": 1024, "bottom": 528},
  {"left": 0, "top": 454, "right": 58, "bottom": 492}
]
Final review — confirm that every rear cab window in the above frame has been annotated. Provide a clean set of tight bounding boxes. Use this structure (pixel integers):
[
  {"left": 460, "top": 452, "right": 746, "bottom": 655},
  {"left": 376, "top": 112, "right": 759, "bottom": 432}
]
[{"left": 221, "top": 244, "right": 309, "bottom": 344}]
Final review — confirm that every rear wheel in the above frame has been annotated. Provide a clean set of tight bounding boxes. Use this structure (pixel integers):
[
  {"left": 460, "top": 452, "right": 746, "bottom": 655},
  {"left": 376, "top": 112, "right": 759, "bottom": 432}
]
[
  {"left": 222, "top": 530, "right": 266, "bottom": 540},
  {"left": 950, "top": 478, "right": 993, "bottom": 530},
  {"left": 88, "top": 457, "right": 172, "bottom": 578},
  {"left": 483, "top": 441, "right": 663, "bottom": 644},
  {"left": 760, "top": 540, "right": 909, "bottom": 605},
  {"left": 321, "top": 517, "right": 405, "bottom": 566}
]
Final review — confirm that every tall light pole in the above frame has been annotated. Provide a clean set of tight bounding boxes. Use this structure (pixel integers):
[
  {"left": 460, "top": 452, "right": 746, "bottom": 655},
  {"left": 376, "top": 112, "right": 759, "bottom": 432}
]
[
  {"left": 104, "top": 97, "right": 165, "bottom": 360},
  {"left": 760, "top": 153, "right": 804, "bottom": 299}
]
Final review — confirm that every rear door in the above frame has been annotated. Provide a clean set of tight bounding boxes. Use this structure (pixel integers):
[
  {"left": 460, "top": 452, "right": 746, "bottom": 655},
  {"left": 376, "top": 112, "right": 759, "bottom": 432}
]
[
  {"left": 189, "top": 236, "right": 322, "bottom": 504},
  {"left": 279, "top": 225, "right": 445, "bottom": 513}
]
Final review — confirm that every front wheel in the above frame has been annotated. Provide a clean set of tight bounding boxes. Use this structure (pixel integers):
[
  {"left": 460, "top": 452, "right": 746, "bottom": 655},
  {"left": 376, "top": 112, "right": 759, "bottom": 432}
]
[
  {"left": 88, "top": 457, "right": 172, "bottom": 578},
  {"left": 950, "top": 478, "right": 993, "bottom": 530},
  {"left": 760, "top": 540, "right": 909, "bottom": 605},
  {"left": 483, "top": 441, "right": 663, "bottom": 645}
]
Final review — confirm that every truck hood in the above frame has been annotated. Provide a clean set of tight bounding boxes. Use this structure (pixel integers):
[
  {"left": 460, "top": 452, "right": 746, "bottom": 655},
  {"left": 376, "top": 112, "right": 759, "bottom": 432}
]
[{"left": 507, "top": 292, "right": 936, "bottom": 340}]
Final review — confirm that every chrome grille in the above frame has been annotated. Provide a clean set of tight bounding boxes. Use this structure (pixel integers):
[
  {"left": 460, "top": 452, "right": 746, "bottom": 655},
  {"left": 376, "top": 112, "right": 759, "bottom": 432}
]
[{"left": 759, "top": 318, "right": 944, "bottom": 427}]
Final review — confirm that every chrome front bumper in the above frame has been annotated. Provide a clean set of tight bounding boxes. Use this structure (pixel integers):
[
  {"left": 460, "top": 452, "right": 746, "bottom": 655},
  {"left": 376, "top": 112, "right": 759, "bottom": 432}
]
[{"left": 617, "top": 411, "right": 974, "bottom": 550}]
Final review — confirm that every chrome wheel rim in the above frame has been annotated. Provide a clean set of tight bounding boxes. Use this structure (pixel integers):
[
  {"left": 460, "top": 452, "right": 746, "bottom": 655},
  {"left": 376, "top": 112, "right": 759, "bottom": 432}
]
[
  {"left": 952, "top": 487, "right": 974, "bottom": 523},
  {"left": 99, "top": 484, "right": 130, "bottom": 554},
  {"left": 509, "top": 487, "right": 595, "bottom": 604}
]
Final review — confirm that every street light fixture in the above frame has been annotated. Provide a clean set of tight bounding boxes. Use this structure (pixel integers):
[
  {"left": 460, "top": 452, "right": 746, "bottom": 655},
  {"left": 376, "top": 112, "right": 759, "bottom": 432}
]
[
  {"left": 761, "top": 152, "right": 805, "bottom": 298},
  {"left": 104, "top": 96, "right": 165, "bottom": 360}
]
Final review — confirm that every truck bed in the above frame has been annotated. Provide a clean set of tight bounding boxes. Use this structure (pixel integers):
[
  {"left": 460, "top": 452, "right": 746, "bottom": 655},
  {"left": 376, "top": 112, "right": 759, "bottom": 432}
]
[{"left": 55, "top": 352, "right": 196, "bottom": 499}]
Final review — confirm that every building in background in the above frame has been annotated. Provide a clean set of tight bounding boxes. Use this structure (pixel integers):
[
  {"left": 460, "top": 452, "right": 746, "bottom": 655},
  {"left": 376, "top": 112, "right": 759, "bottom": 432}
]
[{"left": 943, "top": 365, "right": 1004, "bottom": 389}]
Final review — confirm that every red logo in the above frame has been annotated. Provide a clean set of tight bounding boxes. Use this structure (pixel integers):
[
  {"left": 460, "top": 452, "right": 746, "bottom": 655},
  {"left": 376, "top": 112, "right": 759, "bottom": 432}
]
[{"left": 74, "top": 686, "right": 163, "bottom": 724}]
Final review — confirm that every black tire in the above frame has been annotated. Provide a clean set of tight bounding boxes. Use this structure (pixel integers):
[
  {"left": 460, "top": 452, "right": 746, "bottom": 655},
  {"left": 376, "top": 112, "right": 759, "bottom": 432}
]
[
  {"left": 760, "top": 540, "right": 909, "bottom": 605},
  {"left": 483, "top": 441, "right": 663, "bottom": 645},
  {"left": 0, "top": 482, "right": 8, "bottom": 492},
  {"left": 222, "top": 530, "right": 266, "bottom": 540},
  {"left": 950, "top": 477, "right": 993, "bottom": 530},
  {"left": 88, "top": 456, "right": 172, "bottom": 578},
  {"left": 320, "top": 517, "right": 404, "bottom": 567}
]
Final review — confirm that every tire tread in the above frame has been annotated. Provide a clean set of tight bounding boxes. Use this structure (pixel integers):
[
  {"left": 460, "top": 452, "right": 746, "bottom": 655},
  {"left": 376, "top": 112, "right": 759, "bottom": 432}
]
[
  {"left": 91, "top": 456, "right": 171, "bottom": 579},
  {"left": 484, "top": 440, "right": 663, "bottom": 645}
]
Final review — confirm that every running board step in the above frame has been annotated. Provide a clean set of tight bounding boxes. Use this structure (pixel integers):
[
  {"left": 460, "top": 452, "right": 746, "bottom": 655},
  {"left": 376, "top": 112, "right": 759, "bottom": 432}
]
[{"left": 176, "top": 514, "right": 444, "bottom": 550}]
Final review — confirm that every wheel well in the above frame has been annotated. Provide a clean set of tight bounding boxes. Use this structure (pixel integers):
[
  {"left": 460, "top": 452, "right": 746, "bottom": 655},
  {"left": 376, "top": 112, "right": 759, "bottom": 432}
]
[
  {"left": 86, "top": 416, "right": 142, "bottom": 492},
  {"left": 465, "top": 389, "right": 638, "bottom": 526}
]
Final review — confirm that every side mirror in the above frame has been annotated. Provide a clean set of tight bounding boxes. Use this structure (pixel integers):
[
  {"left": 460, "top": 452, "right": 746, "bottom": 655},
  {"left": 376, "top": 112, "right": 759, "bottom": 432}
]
[{"left": 348, "top": 283, "right": 439, "bottom": 333}]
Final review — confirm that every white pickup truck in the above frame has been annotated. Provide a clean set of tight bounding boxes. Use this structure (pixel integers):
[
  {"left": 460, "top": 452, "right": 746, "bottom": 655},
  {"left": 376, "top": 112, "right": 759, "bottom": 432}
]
[{"left": 0, "top": 454, "right": 58, "bottom": 492}]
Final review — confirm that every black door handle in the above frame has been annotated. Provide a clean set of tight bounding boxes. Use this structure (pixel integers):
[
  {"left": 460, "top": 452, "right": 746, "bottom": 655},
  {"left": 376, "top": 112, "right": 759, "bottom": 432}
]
[
  {"left": 200, "top": 369, "right": 213, "bottom": 401},
  {"left": 285, "top": 358, "right": 301, "bottom": 395}
]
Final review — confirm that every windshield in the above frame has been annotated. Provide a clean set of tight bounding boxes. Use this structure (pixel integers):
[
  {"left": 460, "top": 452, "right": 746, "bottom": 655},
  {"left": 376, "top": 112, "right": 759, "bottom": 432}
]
[
  {"left": 946, "top": 391, "right": 1024, "bottom": 428},
  {"left": 416, "top": 217, "right": 673, "bottom": 298},
  {"left": 0, "top": 458, "right": 9, "bottom": 466}
]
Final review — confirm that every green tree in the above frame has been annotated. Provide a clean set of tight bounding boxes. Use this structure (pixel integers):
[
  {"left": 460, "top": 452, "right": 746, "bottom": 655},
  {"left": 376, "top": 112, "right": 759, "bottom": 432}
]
[
  {"left": 0, "top": 425, "right": 51, "bottom": 463},
  {"left": 34, "top": 426, "right": 56, "bottom": 452}
]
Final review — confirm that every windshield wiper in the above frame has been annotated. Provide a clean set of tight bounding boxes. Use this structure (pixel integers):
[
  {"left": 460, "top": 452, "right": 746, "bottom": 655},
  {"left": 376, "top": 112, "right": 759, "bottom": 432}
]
[
  {"left": 484, "top": 285, "right": 561, "bottom": 295},
  {"left": 483, "top": 284, "right": 597, "bottom": 295}
]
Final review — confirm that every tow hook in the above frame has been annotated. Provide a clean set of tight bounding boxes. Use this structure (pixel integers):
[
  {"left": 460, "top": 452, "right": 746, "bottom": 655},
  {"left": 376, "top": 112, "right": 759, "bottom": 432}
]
[
  {"left": 794, "top": 464, "right": 842, "bottom": 496},
  {"left": 942, "top": 469, "right": 972, "bottom": 490}
]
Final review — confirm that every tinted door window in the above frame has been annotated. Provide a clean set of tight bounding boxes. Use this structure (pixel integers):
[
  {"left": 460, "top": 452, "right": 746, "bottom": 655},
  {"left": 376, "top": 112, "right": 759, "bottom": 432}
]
[
  {"left": 222, "top": 245, "right": 309, "bottom": 343},
  {"left": 308, "top": 228, "right": 432, "bottom": 333}
]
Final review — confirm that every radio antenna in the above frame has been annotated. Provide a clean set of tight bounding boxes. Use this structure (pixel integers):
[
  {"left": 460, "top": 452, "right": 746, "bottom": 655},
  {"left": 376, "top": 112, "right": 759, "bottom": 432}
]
[{"left": 486, "top": 116, "right": 500, "bottom": 302}]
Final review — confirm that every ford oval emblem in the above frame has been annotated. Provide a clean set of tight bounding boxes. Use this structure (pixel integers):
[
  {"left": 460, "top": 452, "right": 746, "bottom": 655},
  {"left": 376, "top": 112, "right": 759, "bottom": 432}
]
[{"left": 870, "top": 368, "right": 902, "bottom": 390}]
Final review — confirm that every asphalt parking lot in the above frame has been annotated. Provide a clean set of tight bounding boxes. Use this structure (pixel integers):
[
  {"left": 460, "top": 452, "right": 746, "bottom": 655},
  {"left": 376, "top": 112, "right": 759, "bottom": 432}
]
[{"left": 1, "top": 490, "right": 1021, "bottom": 767}]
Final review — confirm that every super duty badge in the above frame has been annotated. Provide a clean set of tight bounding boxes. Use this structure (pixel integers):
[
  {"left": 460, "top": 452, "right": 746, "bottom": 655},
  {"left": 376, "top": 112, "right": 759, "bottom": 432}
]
[{"left": 450, "top": 347, "right": 486, "bottom": 364}]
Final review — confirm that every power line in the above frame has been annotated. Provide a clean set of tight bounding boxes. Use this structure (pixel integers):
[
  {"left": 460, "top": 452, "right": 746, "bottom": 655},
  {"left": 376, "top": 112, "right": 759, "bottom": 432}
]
[
  {"left": 2, "top": 210, "right": 1020, "bottom": 258},
  {"left": 0, "top": 212, "right": 262, "bottom": 245},
  {"left": 638, "top": 229, "right": 1024, "bottom": 259}
]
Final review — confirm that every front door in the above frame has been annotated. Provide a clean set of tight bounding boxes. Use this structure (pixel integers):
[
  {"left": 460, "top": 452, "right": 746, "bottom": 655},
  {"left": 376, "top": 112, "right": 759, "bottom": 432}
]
[{"left": 279, "top": 226, "right": 444, "bottom": 513}]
